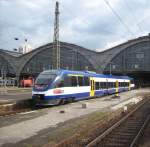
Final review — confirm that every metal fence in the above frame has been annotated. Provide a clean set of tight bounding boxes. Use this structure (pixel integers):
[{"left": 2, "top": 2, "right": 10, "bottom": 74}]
[{"left": 0, "top": 78, "right": 15, "bottom": 87}]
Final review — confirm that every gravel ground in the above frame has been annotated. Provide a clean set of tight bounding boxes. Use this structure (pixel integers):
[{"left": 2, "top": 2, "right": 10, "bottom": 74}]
[{"left": 0, "top": 88, "right": 150, "bottom": 147}]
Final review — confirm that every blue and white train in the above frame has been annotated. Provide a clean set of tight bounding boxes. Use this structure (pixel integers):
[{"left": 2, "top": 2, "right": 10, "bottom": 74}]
[{"left": 32, "top": 70, "right": 134, "bottom": 105}]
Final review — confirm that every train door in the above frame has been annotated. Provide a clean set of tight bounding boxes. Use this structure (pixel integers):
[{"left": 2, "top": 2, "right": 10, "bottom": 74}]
[
  {"left": 90, "top": 77, "right": 95, "bottom": 96},
  {"left": 115, "top": 80, "right": 119, "bottom": 96},
  {"left": 129, "top": 81, "right": 131, "bottom": 91}
]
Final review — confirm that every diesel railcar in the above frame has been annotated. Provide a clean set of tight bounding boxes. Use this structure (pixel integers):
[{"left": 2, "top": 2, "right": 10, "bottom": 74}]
[{"left": 32, "top": 70, "right": 134, "bottom": 105}]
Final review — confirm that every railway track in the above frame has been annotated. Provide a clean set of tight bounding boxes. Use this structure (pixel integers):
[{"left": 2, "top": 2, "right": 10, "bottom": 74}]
[{"left": 86, "top": 98, "right": 150, "bottom": 147}]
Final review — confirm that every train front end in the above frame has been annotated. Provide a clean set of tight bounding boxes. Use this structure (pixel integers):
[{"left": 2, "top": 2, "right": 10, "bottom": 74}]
[{"left": 32, "top": 70, "right": 62, "bottom": 105}]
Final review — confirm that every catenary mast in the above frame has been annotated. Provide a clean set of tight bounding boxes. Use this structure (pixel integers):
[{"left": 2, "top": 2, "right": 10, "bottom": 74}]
[{"left": 52, "top": 1, "right": 60, "bottom": 69}]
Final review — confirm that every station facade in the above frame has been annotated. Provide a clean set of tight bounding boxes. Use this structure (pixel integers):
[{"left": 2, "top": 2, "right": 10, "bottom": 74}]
[{"left": 1, "top": 35, "right": 150, "bottom": 87}]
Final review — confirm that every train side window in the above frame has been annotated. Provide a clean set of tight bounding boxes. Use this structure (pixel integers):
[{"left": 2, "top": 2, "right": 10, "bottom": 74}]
[
  {"left": 64, "top": 76, "right": 71, "bottom": 87},
  {"left": 112, "top": 82, "right": 114, "bottom": 88},
  {"left": 120, "top": 82, "right": 122, "bottom": 87},
  {"left": 99, "top": 82, "right": 101, "bottom": 89},
  {"left": 109, "top": 82, "right": 112, "bottom": 88},
  {"left": 100, "top": 82, "right": 102, "bottom": 89},
  {"left": 110, "top": 82, "right": 112, "bottom": 88},
  {"left": 71, "top": 76, "right": 77, "bottom": 86},
  {"left": 107, "top": 82, "right": 110, "bottom": 88},
  {"left": 101, "top": 82, "right": 106, "bottom": 89},
  {"left": 113, "top": 82, "right": 115, "bottom": 88},
  {"left": 127, "top": 82, "right": 128, "bottom": 87},
  {"left": 78, "top": 76, "right": 83, "bottom": 86},
  {"left": 102, "top": 82, "right": 105, "bottom": 89},
  {"left": 122, "top": 82, "right": 124, "bottom": 87},
  {"left": 104, "top": 82, "right": 107, "bottom": 89},
  {"left": 108, "top": 82, "right": 110, "bottom": 88},
  {"left": 119, "top": 82, "right": 121, "bottom": 87},
  {"left": 84, "top": 77, "right": 89, "bottom": 86},
  {"left": 95, "top": 82, "right": 99, "bottom": 90},
  {"left": 101, "top": 82, "right": 103, "bottom": 89},
  {"left": 55, "top": 80, "right": 64, "bottom": 88}
]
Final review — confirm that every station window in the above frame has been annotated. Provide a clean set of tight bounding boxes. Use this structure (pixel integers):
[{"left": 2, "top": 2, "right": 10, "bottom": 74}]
[
  {"left": 78, "top": 76, "right": 83, "bottom": 86},
  {"left": 71, "top": 76, "right": 77, "bottom": 87},
  {"left": 84, "top": 76, "right": 89, "bottom": 86}
]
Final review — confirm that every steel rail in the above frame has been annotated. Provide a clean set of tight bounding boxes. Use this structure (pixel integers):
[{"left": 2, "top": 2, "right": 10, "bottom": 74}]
[
  {"left": 86, "top": 98, "right": 148, "bottom": 147},
  {"left": 130, "top": 115, "right": 150, "bottom": 147}
]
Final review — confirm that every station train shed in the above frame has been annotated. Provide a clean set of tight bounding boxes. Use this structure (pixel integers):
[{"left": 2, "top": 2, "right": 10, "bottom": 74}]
[{"left": 1, "top": 34, "right": 150, "bottom": 87}]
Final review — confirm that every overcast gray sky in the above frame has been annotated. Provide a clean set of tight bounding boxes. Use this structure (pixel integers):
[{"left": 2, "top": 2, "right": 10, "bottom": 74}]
[{"left": 0, "top": 0, "right": 150, "bottom": 51}]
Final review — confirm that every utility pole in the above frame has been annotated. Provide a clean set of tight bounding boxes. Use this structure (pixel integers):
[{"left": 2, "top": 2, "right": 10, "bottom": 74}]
[{"left": 52, "top": 1, "right": 60, "bottom": 69}]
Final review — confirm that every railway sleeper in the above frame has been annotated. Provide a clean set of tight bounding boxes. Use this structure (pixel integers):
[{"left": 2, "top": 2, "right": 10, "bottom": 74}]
[
  {"left": 126, "top": 122, "right": 144, "bottom": 126},
  {"left": 121, "top": 120, "right": 144, "bottom": 125},
  {"left": 118, "top": 125, "right": 142, "bottom": 130},
  {"left": 105, "top": 137, "right": 132, "bottom": 143},
  {"left": 121, "top": 123, "right": 143, "bottom": 127},
  {"left": 108, "top": 134, "right": 134, "bottom": 139},
  {"left": 116, "top": 130, "right": 136, "bottom": 135},
  {"left": 114, "top": 132, "right": 138, "bottom": 136},
  {"left": 101, "top": 142, "right": 128, "bottom": 147},
  {"left": 113, "top": 128, "right": 140, "bottom": 135},
  {"left": 123, "top": 126, "right": 143, "bottom": 130}
]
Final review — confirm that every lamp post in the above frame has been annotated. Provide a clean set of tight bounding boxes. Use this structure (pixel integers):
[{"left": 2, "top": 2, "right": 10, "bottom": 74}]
[
  {"left": 109, "top": 62, "right": 112, "bottom": 75},
  {"left": 14, "top": 37, "right": 28, "bottom": 54},
  {"left": 109, "top": 62, "right": 116, "bottom": 75}
]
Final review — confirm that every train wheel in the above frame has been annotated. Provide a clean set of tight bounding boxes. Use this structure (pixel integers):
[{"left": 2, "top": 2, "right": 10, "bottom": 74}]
[
  {"left": 60, "top": 99, "right": 66, "bottom": 105},
  {"left": 67, "top": 97, "right": 75, "bottom": 103}
]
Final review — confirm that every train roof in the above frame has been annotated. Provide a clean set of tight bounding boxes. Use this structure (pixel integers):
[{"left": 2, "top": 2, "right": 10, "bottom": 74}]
[{"left": 42, "top": 69, "right": 132, "bottom": 80}]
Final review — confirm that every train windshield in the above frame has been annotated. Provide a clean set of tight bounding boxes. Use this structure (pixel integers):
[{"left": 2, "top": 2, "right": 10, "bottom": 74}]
[{"left": 35, "top": 72, "right": 57, "bottom": 85}]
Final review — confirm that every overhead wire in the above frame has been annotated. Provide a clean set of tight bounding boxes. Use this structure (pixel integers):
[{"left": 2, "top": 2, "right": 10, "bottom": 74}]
[
  {"left": 122, "top": 0, "right": 143, "bottom": 32},
  {"left": 103, "top": 0, "right": 134, "bottom": 36}
]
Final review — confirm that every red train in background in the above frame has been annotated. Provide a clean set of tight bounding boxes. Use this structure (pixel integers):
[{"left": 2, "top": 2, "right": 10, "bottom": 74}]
[{"left": 20, "top": 77, "right": 34, "bottom": 87}]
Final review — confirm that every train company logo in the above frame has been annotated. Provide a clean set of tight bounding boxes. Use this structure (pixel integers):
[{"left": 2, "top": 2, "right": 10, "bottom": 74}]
[{"left": 53, "top": 89, "right": 64, "bottom": 94}]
